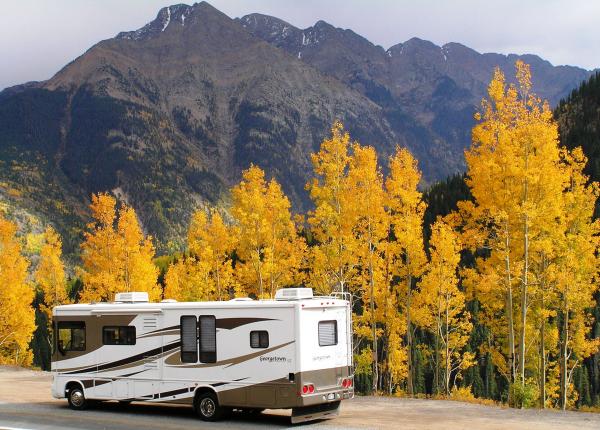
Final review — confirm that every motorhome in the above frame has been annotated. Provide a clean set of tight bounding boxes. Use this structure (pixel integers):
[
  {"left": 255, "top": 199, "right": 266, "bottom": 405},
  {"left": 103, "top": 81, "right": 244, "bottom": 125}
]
[{"left": 51, "top": 288, "right": 354, "bottom": 423}]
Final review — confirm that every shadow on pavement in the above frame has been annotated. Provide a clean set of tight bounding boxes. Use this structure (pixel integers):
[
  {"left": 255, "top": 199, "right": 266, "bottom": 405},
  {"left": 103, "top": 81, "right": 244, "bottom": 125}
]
[{"left": 55, "top": 400, "right": 297, "bottom": 427}]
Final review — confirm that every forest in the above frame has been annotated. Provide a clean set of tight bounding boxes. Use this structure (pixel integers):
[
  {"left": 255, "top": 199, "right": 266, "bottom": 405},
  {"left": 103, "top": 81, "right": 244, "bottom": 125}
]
[{"left": 1, "top": 61, "right": 599, "bottom": 411}]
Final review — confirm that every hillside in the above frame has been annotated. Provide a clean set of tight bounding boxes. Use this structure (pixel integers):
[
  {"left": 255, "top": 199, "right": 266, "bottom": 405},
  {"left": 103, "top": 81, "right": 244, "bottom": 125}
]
[
  {"left": 556, "top": 71, "right": 600, "bottom": 183},
  {"left": 0, "top": 1, "right": 594, "bottom": 253}
]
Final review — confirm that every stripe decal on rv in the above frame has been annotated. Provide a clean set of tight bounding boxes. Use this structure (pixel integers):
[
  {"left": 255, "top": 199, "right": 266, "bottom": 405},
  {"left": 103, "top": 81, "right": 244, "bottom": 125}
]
[
  {"left": 65, "top": 341, "right": 181, "bottom": 374},
  {"left": 136, "top": 318, "right": 277, "bottom": 340},
  {"left": 157, "top": 387, "right": 193, "bottom": 398},
  {"left": 216, "top": 318, "right": 276, "bottom": 330},
  {"left": 81, "top": 379, "right": 111, "bottom": 389},
  {"left": 164, "top": 340, "right": 295, "bottom": 368}
]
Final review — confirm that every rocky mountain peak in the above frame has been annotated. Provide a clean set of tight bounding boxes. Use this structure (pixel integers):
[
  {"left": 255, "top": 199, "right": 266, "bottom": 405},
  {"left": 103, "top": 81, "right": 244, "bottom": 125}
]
[
  {"left": 116, "top": 1, "right": 227, "bottom": 41},
  {"left": 402, "top": 37, "right": 443, "bottom": 55},
  {"left": 239, "top": 13, "right": 296, "bottom": 33},
  {"left": 237, "top": 13, "right": 300, "bottom": 46}
]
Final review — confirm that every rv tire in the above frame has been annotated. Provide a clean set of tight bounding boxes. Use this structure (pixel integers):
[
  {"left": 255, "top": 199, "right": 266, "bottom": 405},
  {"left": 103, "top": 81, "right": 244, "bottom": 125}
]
[
  {"left": 194, "top": 391, "right": 224, "bottom": 421},
  {"left": 67, "top": 385, "right": 87, "bottom": 410}
]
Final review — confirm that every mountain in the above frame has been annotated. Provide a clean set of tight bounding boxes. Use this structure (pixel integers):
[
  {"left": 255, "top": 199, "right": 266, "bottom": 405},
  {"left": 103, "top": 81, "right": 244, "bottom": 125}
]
[
  {"left": 238, "top": 13, "right": 594, "bottom": 177},
  {"left": 0, "top": 2, "right": 401, "bottom": 252},
  {"left": 0, "top": 2, "right": 594, "bottom": 254}
]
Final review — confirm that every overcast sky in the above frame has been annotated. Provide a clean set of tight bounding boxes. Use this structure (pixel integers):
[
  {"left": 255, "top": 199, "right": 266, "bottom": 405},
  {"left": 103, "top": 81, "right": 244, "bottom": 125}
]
[{"left": 1, "top": 0, "right": 598, "bottom": 90}]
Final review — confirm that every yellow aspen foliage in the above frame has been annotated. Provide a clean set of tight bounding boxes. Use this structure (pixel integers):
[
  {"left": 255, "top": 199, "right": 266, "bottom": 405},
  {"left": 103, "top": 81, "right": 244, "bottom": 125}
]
[
  {"left": 385, "top": 146, "right": 427, "bottom": 395},
  {"left": 378, "top": 235, "right": 409, "bottom": 394},
  {"left": 189, "top": 209, "right": 238, "bottom": 300},
  {"left": 79, "top": 193, "right": 120, "bottom": 302},
  {"left": 80, "top": 193, "right": 160, "bottom": 302},
  {"left": 232, "top": 165, "right": 306, "bottom": 298},
  {"left": 117, "top": 206, "right": 161, "bottom": 301},
  {"left": 346, "top": 143, "right": 388, "bottom": 391},
  {"left": 35, "top": 226, "right": 69, "bottom": 329},
  {"left": 462, "top": 61, "right": 566, "bottom": 391},
  {"left": 554, "top": 147, "right": 599, "bottom": 409},
  {"left": 0, "top": 213, "right": 35, "bottom": 365},
  {"left": 414, "top": 220, "right": 474, "bottom": 394},
  {"left": 164, "top": 257, "right": 213, "bottom": 301},
  {"left": 164, "top": 209, "right": 238, "bottom": 302},
  {"left": 306, "top": 121, "right": 358, "bottom": 294}
]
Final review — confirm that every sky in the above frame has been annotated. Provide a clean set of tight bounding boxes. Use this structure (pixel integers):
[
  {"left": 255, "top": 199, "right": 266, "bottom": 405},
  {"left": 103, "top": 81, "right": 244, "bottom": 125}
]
[{"left": 1, "top": 0, "right": 599, "bottom": 90}]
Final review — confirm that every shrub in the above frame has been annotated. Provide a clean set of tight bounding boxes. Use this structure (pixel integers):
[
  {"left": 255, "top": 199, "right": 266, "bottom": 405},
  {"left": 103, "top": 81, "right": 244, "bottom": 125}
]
[{"left": 510, "top": 379, "right": 539, "bottom": 409}]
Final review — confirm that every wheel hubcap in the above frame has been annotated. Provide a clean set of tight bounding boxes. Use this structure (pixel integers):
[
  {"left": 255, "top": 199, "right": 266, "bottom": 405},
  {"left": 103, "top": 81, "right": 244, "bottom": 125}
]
[
  {"left": 71, "top": 390, "right": 84, "bottom": 407},
  {"left": 200, "top": 398, "right": 215, "bottom": 417}
]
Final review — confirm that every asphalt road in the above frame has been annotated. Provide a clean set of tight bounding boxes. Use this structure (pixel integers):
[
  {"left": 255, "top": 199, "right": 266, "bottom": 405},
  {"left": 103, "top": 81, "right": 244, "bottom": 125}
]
[
  {"left": 1, "top": 367, "right": 600, "bottom": 430},
  {"left": 0, "top": 400, "right": 305, "bottom": 430}
]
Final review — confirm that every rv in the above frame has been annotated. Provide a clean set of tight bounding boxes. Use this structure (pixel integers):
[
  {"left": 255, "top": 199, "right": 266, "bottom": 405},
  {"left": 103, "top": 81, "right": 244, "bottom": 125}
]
[{"left": 51, "top": 288, "right": 354, "bottom": 423}]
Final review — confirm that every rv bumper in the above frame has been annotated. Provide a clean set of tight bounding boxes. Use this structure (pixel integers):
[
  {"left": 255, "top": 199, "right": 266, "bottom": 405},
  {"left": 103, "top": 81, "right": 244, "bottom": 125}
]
[
  {"left": 299, "top": 388, "right": 354, "bottom": 406},
  {"left": 51, "top": 376, "right": 63, "bottom": 399},
  {"left": 291, "top": 400, "right": 341, "bottom": 424}
]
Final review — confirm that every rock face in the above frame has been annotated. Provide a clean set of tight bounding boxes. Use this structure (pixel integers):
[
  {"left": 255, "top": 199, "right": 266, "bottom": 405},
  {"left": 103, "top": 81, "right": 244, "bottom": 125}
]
[{"left": 0, "top": 2, "right": 594, "bottom": 252}]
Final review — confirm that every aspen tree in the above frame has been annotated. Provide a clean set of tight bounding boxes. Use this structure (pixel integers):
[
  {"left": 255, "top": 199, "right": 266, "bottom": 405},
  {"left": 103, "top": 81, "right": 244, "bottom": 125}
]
[
  {"left": 164, "top": 256, "right": 213, "bottom": 301},
  {"left": 117, "top": 206, "right": 161, "bottom": 301},
  {"left": 414, "top": 220, "right": 474, "bottom": 394},
  {"left": 347, "top": 144, "right": 388, "bottom": 392},
  {"left": 307, "top": 121, "right": 357, "bottom": 295},
  {"left": 0, "top": 213, "right": 35, "bottom": 365},
  {"left": 232, "top": 166, "right": 305, "bottom": 298},
  {"left": 80, "top": 193, "right": 159, "bottom": 302},
  {"left": 188, "top": 209, "right": 237, "bottom": 300},
  {"left": 378, "top": 235, "right": 408, "bottom": 393},
  {"left": 79, "top": 193, "right": 121, "bottom": 302},
  {"left": 35, "top": 226, "right": 69, "bottom": 336},
  {"left": 463, "top": 61, "right": 564, "bottom": 394},
  {"left": 555, "top": 148, "right": 599, "bottom": 409},
  {"left": 385, "top": 146, "right": 427, "bottom": 395}
]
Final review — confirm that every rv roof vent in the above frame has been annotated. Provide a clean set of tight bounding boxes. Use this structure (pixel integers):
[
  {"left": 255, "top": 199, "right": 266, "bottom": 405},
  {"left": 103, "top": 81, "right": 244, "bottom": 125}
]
[
  {"left": 161, "top": 299, "right": 177, "bottom": 303},
  {"left": 229, "top": 297, "right": 253, "bottom": 301},
  {"left": 275, "top": 288, "right": 313, "bottom": 301},
  {"left": 115, "top": 292, "right": 149, "bottom": 303}
]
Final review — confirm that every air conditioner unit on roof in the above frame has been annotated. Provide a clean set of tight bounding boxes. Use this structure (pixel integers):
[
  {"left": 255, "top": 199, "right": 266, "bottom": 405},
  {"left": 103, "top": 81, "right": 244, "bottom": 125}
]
[
  {"left": 115, "top": 292, "right": 149, "bottom": 303},
  {"left": 275, "top": 288, "right": 313, "bottom": 301}
]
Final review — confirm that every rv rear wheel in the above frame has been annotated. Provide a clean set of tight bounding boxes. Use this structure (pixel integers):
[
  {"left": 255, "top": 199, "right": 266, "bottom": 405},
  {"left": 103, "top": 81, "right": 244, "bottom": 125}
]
[
  {"left": 194, "top": 391, "right": 224, "bottom": 421},
  {"left": 67, "top": 386, "right": 87, "bottom": 410}
]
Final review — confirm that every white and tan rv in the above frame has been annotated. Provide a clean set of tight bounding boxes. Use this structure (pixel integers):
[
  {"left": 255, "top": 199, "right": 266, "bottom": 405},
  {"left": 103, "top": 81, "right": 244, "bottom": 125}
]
[{"left": 51, "top": 288, "right": 354, "bottom": 423}]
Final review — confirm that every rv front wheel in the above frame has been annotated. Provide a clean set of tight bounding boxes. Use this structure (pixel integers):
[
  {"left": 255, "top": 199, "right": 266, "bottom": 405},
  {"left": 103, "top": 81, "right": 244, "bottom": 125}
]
[
  {"left": 67, "top": 386, "right": 87, "bottom": 410},
  {"left": 195, "top": 391, "right": 224, "bottom": 421}
]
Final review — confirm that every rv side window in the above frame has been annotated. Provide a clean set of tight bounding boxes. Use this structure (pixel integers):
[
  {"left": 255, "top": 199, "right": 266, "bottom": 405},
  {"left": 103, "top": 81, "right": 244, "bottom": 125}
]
[
  {"left": 250, "top": 331, "right": 269, "bottom": 348},
  {"left": 180, "top": 316, "right": 198, "bottom": 363},
  {"left": 103, "top": 326, "right": 136, "bottom": 345},
  {"left": 57, "top": 321, "right": 86, "bottom": 352},
  {"left": 199, "top": 315, "right": 216, "bottom": 363},
  {"left": 318, "top": 320, "right": 337, "bottom": 346}
]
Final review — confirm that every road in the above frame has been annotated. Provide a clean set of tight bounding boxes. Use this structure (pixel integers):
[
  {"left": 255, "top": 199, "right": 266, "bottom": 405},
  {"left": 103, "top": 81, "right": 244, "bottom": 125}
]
[{"left": 1, "top": 367, "right": 599, "bottom": 430}]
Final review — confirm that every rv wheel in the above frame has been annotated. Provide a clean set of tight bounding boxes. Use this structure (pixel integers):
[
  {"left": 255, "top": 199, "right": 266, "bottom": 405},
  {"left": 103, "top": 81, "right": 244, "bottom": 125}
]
[
  {"left": 67, "top": 386, "right": 87, "bottom": 410},
  {"left": 195, "top": 391, "right": 224, "bottom": 421}
]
